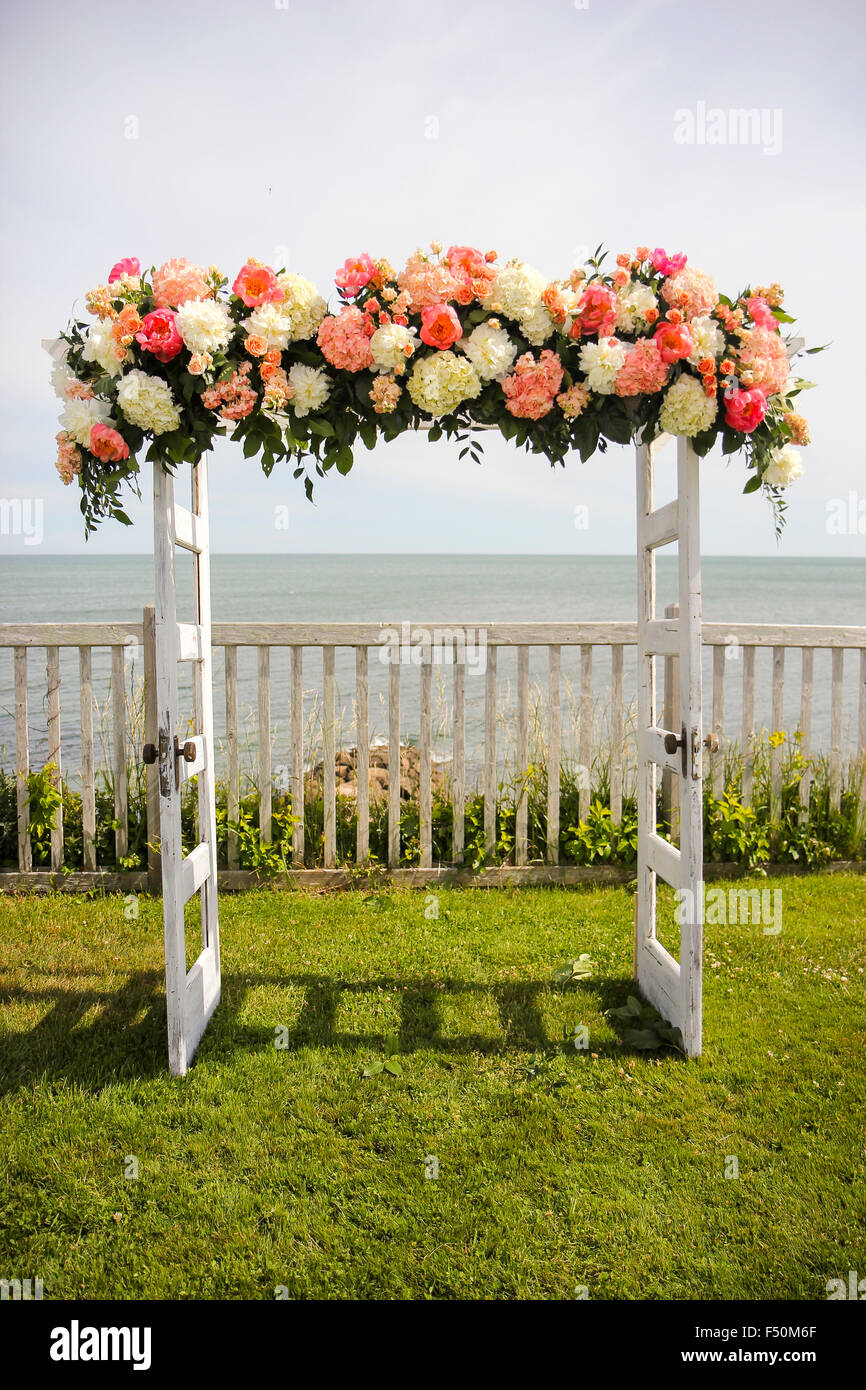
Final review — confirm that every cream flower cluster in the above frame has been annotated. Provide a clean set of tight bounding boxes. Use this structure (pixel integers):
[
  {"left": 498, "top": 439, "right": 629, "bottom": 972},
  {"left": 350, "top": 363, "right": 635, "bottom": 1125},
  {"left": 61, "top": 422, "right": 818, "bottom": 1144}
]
[
  {"left": 244, "top": 303, "right": 293, "bottom": 351},
  {"left": 615, "top": 281, "right": 658, "bottom": 335},
  {"left": 578, "top": 337, "right": 626, "bottom": 394},
  {"left": 276, "top": 272, "right": 328, "bottom": 342},
  {"left": 658, "top": 375, "right": 718, "bottom": 437},
  {"left": 116, "top": 370, "right": 181, "bottom": 435},
  {"left": 481, "top": 263, "right": 553, "bottom": 344},
  {"left": 288, "top": 363, "right": 331, "bottom": 417},
  {"left": 82, "top": 320, "right": 126, "bottom": 378},
  {"left": 461, "top": 322, "right": 517, "bottom": 381},
  {"left": 60, "top": 395, "right": 113, "bottom": 447},
  {"left": 370, "top": 321, "right": 417, "bottom": 374},
  {"left": 687, "top": 315, "right": 725, "bottom": 366},
  {"left": 176, "top": 299, "right": 234, "bottom": 355},
  {"left": 407, "top": 350, "right": 482, "bottom": 417}
]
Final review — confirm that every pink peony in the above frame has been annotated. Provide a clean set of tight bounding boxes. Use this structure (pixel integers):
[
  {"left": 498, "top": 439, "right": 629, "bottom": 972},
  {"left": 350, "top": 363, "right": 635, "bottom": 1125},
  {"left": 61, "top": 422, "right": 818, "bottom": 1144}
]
[
  {"left": 651, "top": 248, "right": 688, "bottom": 276},
  {"left": 724, "top": 387, "right": 768, "bottom": 433},
  {"left": 501, "top": 349, "right": 564, "bottom": 419},
  {"left": 661, "top": 266, "right": 718, "bottom": 319},
  {"left": 419, "top": 303, "right": 463, "bottom": 350},
  {"left": 653, "top": 322, "right": 693, "bottom": 363},
  {"left": 135, "top": 308, "right": 183, "bottom": 363},
  {"left": 570, "top": 283, "right": 618, "bottom": 338},
  {"left": 152, "top": 258, "right": 210, "bottom": 308},
  {"left": 232, "top": 262, "right": 282, "bottom": 309},
  {"left": 335, "top": 253, "right": 376, "bottom": 299},
  {"left": 737, "top": 326, "right": 789, "bottom": 396},
  {"left": 89, "top": 423, "right": 130, "bottom": 463},
  {"left": 615, "top": 340, "right": 669, "bottom": 397},
  {"left": 108, "top": 257, "right": 140, "bottom": 283},
  {"left": 316, "top": 306, "right": 375, "bottom": 371},
  {"left": 745, "top": 295, "right": 776, "bottom": 329}
]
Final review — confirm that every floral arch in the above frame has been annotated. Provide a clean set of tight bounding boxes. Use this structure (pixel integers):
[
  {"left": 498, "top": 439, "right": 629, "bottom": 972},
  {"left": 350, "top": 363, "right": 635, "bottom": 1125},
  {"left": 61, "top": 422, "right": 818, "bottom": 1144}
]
[{"left": 49, "top": 241, "right": 816, "bottom": 537}]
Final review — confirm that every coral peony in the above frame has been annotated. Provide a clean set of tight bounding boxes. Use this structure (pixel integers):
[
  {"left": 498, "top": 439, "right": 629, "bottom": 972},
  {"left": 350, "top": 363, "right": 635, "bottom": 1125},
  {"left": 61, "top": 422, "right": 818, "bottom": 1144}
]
[
  {"left": 108, "top": 257, "right": 140, "bottom": 284},
  {"left": 89, "top": 423, "right": 130, "bottom": 463},
  {"left": 135, "top": 308, "right": 183, "bottom": 363},
  {"left": 419, "top": 303, "right": 463, "bottom": 350},
  {"left": 335, "top": 253, "right": 375, "bottom": 299},
  {"left": 570, "top": 283, "right": 618, "bottom": 338},
  {"left": 724, "top": 387, "right": 768, "bottom": 433},
  {"left": 653, "top": 321, "right": 693, "bottom": 363},
  {"left": 233, "top": 262, "right": 282, "bottom": 309}
]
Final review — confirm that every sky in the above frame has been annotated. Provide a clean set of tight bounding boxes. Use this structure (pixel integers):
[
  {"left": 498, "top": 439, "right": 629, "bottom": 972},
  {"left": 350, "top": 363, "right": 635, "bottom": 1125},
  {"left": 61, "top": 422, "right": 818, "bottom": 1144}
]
[{"left": 1, "top": 0, "right": 864, "bottom": 557}]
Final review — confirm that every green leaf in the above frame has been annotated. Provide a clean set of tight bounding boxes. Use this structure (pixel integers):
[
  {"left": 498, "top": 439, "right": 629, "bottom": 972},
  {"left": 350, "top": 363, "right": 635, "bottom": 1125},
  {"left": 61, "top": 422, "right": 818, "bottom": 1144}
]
[
  {"left": 743, "top": 474, "right": 762, "bottom": 494},
  {"left": 308, "top": 418, "right": 335, "bottom": 437},
  {"left": 335, "top": 444, "right": 354, "bottom": 475}
]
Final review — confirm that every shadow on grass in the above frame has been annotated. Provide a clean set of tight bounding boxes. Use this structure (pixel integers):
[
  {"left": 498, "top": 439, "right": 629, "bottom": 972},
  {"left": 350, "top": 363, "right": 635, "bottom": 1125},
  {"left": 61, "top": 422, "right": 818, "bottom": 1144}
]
[{"left": 0, "top": 965, "right": 679, "bottom": 1095}]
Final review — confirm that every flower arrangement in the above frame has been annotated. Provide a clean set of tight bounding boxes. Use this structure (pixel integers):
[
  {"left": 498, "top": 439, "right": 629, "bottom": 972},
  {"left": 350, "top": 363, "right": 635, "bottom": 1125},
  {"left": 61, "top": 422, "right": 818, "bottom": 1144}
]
[{"left": 47, "top": 243, "right": 820, "bottom": 534}]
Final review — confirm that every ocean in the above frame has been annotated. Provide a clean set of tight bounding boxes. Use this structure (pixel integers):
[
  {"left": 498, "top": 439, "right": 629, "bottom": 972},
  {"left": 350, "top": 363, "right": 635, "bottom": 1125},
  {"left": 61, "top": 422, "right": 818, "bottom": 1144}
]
[{"left": 1, "top": 555, "right": 864, "bottom": 778}]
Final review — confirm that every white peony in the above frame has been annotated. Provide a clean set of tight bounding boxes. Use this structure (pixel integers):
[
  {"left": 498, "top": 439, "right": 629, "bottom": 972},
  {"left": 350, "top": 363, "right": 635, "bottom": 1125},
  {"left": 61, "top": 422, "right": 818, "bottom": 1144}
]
[
  {"left": 763, "top": 444, "right": 803, "bottom": 488},
  {"left": 244, "top": 302, "right": 293, "bottom": 351},
  {"left": 116, "top": 369, "right": 181, "bottom": 435},
  {"left": 614, "top": 281, "right": 658, "bottom": 335},
  {"left": 579, "top": 337, "right": 626, "bottom": 394},
  {"left": 81, "top": 319, "right": 126, "bottom": 378},
  {"left": 51, "top": 361, "right": 77, "bottom": 399},
  {"left": 276, "top": 271, "right": 328, "bottom": 342},
  {"left": 658, "top": 375, "right": 718, "bottom": 437},
  {"left": 59, "top": 395, "right": 113, "bottom": 447},
  {"left": 481, "top": 262, "right": 547, "bottom": 322},
  {"left": 461, "top": 322, "right": 517, "bottom": 381},
  {"left": 687, "top": 314, "right": 725, "bottom": 366},
  {"left": 175, "top": 299, "right": 234, "bottom": 355},
  {"left": 370, "top": 321, "right": 418, "bottom": 374},
  {"left": 519, "top": 305, "right": 556, "bottom": 346},
  {"left": 288, "top": 363, "right": 331, "bottom": 417}
]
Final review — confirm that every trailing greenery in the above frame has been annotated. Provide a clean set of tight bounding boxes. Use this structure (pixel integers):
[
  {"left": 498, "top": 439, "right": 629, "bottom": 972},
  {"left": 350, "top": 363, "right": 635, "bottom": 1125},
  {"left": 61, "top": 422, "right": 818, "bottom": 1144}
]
[
  {"left": 1, "top": 729, "right": 863, "bottom": 874},
  {"left": 0, "top": 877, "right": 863, "bottom": 1298}
]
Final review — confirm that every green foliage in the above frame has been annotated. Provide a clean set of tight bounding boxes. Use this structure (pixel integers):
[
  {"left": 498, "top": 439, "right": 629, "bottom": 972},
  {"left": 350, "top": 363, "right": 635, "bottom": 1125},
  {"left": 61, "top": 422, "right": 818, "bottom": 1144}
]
[{"left": 605, "top": 994, "right": 685, "bottom": 1052}]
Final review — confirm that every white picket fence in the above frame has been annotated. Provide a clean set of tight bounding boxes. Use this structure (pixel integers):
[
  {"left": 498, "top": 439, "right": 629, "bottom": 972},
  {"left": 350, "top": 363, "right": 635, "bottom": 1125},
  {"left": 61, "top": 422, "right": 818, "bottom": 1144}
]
[{"left": 1, "top": 616, "right": 865, "bottom": 882}]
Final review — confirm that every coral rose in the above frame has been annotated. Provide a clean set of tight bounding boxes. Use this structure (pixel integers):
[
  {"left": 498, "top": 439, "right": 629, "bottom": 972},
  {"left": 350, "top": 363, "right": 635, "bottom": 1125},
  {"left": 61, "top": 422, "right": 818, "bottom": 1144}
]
[
  {"left": 653, "top": 322, "right": 693, "bottom": 364},
  {"left": 233, "top": 262, "right": 282, "bottom": 309},
  {"left": 419, "top": 304, "right": 463, "bottom": 350},
  {"left": 724, "top": 387, "right": 768, "bottom": 433},
  {"left": 89, "top": 423, "right": 130, "bottom": 462},
  {"left": 135, "top": 308, "right": 183, "bottom": 363}
]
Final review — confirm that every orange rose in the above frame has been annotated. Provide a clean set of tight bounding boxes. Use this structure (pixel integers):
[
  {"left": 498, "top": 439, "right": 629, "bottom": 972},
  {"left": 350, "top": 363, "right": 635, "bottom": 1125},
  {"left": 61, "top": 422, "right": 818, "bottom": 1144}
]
[{"left": 244, "top": 335, "right": 268, "bottom": 357}]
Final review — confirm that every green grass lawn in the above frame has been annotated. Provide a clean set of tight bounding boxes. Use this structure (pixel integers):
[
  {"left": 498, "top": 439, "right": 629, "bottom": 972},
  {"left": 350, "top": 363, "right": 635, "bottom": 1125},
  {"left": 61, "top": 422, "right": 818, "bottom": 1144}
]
[{"left": 1, "top": 875, "right": 864, "bottom": 1300}]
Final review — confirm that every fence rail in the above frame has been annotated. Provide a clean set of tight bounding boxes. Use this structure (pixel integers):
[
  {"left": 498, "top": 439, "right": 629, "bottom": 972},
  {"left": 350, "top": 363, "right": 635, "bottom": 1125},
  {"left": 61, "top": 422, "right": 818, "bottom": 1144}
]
[{"left": 2, "top": 616, "right": 865, "bottom": 880}]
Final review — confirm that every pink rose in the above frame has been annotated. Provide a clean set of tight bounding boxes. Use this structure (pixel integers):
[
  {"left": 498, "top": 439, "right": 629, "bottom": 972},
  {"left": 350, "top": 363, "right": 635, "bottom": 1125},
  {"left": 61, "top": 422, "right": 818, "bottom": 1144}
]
[
  {"left": 232, "top": 262, "right": 281, "bottom": 308},
  {"left": 724, "top": 387, "right": 768, "bottom": 433},
  {"left": 745, "top": 296, "right": 776, "bottom": 330},
  {"left": 135, "top": 308, "right": 183, "bottom": 363},
  {"left": 335, "top": 253, "right": 375, "bottom": 299},
  {"left": 419, "top": 303, "right": 463, "bottom": 350},
  {"left": 653, "top": 322, "right": 693, "bottom": 363},
  {"left": 651, "top": 248, "right": 688, "bottom": 276},
  {"left": 108, "top": 257, "right": 140, "bottom": 283}
]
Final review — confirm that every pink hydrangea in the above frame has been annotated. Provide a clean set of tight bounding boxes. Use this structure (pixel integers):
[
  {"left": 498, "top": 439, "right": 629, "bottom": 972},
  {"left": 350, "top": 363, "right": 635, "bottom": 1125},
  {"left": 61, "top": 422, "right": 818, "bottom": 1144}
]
[
  {"left": 556, "top": 384, "right": 590, "bottom": 419},
  {"left": 736, "top": 326, "right": 789, "bottom": 396},
  {"left": 661, "top": 266, "right": 718, "bottom": 319},
  {"left": 152, "top": 258, "right": 211, "bottom": 309},
  {"left": 398, "top": 254, "right": 459, "bottom": 312},
  {"left": 614, "top": 340, "right": 669, "bottom": 397},
  {"left": 316, "top": 306, "right": 375, "bottom": 372},
  {"left": 201, "top": 361, "right": 258, "bottom": 421},
  {"left": 501, "top": 349, "right": 564, "bottom": 419}
]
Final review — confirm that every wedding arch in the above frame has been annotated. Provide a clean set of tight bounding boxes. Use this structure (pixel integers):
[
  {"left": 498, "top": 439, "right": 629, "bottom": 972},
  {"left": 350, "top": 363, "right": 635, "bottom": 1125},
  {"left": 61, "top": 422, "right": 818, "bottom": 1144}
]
[{"left": 48, "top": 242, "right": 816, "bottom": 1074}]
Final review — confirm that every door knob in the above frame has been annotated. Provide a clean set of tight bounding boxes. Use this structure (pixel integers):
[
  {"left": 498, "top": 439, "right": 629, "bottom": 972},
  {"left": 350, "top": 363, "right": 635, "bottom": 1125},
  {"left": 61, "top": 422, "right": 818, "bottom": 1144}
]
[
  {"left": 143, "top": 742, "right": 158, "bottom": 765},
  {"left": 703, "top": 732, "right": 720, "bottom": 753},
  {"left": 663, "top": 731, "right": 684, "bottom": 755}
]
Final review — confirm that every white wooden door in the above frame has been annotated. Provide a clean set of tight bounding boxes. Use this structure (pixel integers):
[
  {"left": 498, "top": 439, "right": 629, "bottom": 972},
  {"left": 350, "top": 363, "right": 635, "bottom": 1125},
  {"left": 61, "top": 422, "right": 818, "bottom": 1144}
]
[
  {"left": 146, "top": 458, "right": 220, "bottom": 1077},
  {"left": 635, "top": 433, "right": 703, "bottom": 1057}
]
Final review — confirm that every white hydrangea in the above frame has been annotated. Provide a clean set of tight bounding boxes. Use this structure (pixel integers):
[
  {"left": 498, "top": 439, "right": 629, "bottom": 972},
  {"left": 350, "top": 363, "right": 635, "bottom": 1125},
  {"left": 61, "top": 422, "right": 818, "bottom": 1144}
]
[
  {"left": 578, "top": 337, "right": 626, "bottom": 394},
  {"left": 59, "top": 395, "right": 113, "bottom": 447},
  {"left": 461, "top": 322, "right": 517, "bottom": 381},
  {"left": 763, "top": 444, "right": 803, "bottom": 488},
  {"left": 658, "top": 375, "right": 718, "bottom": 437},
  {"left": 116, "top": 370, "right": 181, "bottom": 435},
  {"left": 244, "top": 302, "right": 294, "bottom": 351},
  {"left": 687, "top": 315, "right": 725, "bottom": 366},
  {"left": 407, "top": 350, "right": 482, "bottom": 417},
  {"left": 288, "top": 363, "right": 332, "bottom": 417},
  {"left": 519, "top": 305, "right": 556, "bottom": 346},
  {"left": 276, "top": 271, "right": 328, "bottom": 342},
  {"left": 81, "top": 319, "right": 126, "bottom": 378},
  {"left": 370, "top": 321, "right": 418, "bottom": 374},
  {"left": 614, "top": 281, "right": 658, "bottom": 335},
  {"left": 175, "top": 299, "right": 234, "bottom": 355},
  {"left": 481, "top": 262, "right": 547, "bottom": 323}
]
